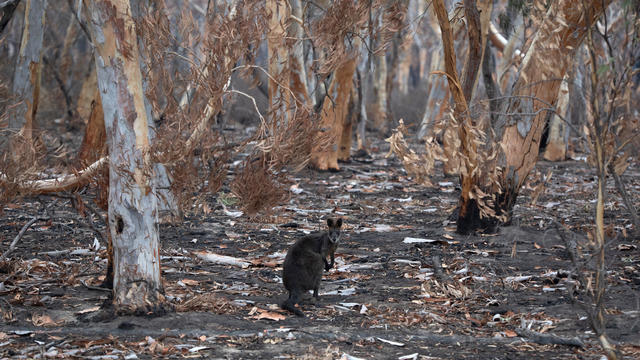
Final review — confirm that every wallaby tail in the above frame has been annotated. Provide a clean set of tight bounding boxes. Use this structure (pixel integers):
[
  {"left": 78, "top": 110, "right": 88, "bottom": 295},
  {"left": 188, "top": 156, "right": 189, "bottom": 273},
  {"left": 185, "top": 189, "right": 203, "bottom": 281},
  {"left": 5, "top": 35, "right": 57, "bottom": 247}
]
[{"left": 281, "top": 296, "right": 304, "bottom": 317}]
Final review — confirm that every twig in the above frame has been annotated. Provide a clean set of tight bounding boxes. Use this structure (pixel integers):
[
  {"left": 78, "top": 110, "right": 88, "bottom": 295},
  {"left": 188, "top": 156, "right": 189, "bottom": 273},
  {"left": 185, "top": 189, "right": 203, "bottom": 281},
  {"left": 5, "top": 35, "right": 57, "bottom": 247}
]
[
  {"left": 515, "top": 328, "right": 584, "bottom": 347},
  {"left": 228, "top": 89, "right": 266, "bottom": 128},
  {"left": 431, "top": 255, "right": 451, "bottom": 282},
  {"left": 70, "top": 194, "right": 107, "bottom": 246},
  {"left": 0, "top": 200, "right": 58, "bottom": 261},
  {"left": 80, "top": 279, "right": 111, "bottom": 292},
  {"left": 608, "top": 164, "right": 639, "bottom": 235}
]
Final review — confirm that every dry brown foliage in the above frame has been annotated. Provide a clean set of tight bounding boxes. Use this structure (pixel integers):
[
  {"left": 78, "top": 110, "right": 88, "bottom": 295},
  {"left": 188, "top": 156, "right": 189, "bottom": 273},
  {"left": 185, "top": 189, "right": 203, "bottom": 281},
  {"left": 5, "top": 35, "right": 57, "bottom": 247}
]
[
  {"left": 134, "top": 1, "right": 267, "bottom": 213},
  {"left": 1, "top": 0, "right": 409, "bottom": 217},
  {"left": 312, "top": 0, "right": 370, "bottom": 75},
  {"left": 231, "top": 157, "right": 289, "bottom": 217},
  {"left": 231, "top": 103, "right": 332, "bottom": 216},
  {"left": 175, "top": 293, "right": 241, "bottom": 314},
  {"left": 387, "top": 109, "right": 504, "bottom": 221},
  {"left": 0, "top": 133, "right": 49, "bottom": 205},
  {"left": 311, "top": 0, "right": 401, "bottom": 75}
]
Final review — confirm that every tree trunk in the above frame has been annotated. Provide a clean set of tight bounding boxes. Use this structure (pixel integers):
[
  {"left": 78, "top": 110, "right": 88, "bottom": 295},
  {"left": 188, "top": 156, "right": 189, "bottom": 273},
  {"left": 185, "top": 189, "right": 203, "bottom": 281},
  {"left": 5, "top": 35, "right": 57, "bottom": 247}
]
[
  {"left": 339, "top": 85, "right": 357, "bottom": 161},
  {"left": 494, "top": 1, "right": 611, "bottom": 224},
  {"left": 355, "top": 64, "right": 369, "bottom": 152},
  {"left": 7, "top": 0, "right": 47, "bottom": 149},
  {"left": 432, "top": 0, "right": 485, "bottom": 234},
  {"left": 311, "top": 57, "right": 357, "bottom": 171},
  {"left": 371, "top": 50, "right": 388, "bottom": 132},
  {"left": 77, "top": 86, "right": 106, "bottom": 166},
  {"left": 83, "top": 0, "right": 167, "bottom": 315},
  {"left": 267, "top": 0, "right": 290, "bottom": 124},
  {"left": 76, "top": 84, "right": 112, "bottom": 288},
  {"left": 543, "top": 74, "right": 570, "bottom": 161},
  {"left": 289, "top": 0, "right": 311, "bottom": 107}
]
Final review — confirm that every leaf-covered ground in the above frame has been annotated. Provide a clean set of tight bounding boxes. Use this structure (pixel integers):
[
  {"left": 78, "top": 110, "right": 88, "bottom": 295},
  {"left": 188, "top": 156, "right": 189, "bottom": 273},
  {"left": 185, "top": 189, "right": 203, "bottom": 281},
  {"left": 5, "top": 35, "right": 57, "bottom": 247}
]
[{"left": 1, "top": 135, "right": 639, "bottom": 359}]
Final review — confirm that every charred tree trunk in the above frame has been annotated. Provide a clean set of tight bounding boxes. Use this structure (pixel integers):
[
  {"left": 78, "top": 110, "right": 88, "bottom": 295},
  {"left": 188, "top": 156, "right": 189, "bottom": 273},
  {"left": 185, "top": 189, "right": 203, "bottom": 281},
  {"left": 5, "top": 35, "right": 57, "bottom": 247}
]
[
  {"left": 493, "top": 1, "right": 611, "bottom": 225},
  {"left": 432, "top": 0, "right": 486, "bottom": 234},
  {"left": 7, "top": 0, "right": 47, "bottom": 150},
  {"left": 83, "top": 0, "right": 167, "bottom": 315}
]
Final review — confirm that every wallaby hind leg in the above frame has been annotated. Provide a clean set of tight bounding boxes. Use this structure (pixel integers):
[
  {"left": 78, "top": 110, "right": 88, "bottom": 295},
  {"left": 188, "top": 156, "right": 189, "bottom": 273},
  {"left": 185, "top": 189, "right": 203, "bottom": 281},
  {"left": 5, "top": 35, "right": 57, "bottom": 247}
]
[{"left": 281, "top": 290, "right": 305, "bottom": 317}]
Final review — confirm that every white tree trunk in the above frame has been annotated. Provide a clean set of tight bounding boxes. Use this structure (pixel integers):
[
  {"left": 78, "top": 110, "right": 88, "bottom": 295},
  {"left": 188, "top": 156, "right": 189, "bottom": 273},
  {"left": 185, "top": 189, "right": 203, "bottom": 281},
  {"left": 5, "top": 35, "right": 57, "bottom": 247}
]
[{"left": 83, "top": 0, "right": 166, "bottom": 315}]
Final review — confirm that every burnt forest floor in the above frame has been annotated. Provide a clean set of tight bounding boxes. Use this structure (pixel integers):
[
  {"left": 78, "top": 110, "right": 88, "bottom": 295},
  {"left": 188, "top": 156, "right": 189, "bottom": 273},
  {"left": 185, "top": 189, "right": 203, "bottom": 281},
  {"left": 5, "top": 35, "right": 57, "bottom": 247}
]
[{"left": 0, "top": 132, "right": 639, "bottom": 359}]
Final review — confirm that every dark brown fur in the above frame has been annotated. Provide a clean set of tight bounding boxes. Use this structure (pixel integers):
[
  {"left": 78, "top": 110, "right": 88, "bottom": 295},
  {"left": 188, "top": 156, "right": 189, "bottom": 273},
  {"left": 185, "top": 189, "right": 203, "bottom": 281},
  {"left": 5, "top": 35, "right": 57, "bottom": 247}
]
[
  {"left": 281, "top": 217, "right": 343, "bottom": 316},
  {"left": 322, "top": 217, "right": 342, "bottom": 271}
]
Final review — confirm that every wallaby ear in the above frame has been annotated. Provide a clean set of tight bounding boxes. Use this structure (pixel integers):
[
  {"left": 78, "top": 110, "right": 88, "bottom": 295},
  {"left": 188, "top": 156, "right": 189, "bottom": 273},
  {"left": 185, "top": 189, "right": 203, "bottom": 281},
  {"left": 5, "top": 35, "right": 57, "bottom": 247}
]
[
  {"left": 336, "top": 218, "right": 343, "bottom": 228},
  {"left": 327, "top": 218, "right": 334, "bottom": 227}
]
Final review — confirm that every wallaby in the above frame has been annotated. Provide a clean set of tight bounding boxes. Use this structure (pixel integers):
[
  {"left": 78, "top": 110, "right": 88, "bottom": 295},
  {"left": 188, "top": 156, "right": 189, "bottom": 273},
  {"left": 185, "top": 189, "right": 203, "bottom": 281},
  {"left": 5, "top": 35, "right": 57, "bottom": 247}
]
[
  {"left": 322, "top": 217, "right": 342, "bottom": 271},
  {"left": 281, "top": 217, "right": 343, "bottom": 316}
]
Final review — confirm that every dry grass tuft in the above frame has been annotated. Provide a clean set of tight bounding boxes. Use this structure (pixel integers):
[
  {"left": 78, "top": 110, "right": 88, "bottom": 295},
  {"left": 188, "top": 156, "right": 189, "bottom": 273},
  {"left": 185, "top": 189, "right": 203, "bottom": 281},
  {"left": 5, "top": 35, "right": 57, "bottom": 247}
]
[{"left": 175, "top": 293, "right": 241, "bottom": 314}]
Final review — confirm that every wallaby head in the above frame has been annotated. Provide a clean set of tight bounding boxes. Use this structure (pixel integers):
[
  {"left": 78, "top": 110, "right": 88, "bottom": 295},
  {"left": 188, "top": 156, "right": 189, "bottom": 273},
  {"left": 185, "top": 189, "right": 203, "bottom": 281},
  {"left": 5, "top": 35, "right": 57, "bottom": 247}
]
[{"left": 326, "top": 217, "right": 343, "bottom": 245}]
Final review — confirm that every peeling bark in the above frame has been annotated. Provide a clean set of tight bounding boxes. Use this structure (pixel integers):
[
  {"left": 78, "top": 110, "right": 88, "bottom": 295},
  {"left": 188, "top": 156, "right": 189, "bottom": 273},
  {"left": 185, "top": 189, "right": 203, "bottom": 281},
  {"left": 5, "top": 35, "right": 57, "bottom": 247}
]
[{"left": 83, "top": 0, "right": 167, "bottom": 315}]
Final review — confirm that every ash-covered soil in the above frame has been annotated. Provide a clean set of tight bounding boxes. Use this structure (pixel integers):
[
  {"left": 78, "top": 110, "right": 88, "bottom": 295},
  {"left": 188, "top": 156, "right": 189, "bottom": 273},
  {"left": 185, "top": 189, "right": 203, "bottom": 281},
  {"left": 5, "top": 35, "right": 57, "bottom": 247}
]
[{"left": 1, "top": 136, "right": 639, "bottom": 359}]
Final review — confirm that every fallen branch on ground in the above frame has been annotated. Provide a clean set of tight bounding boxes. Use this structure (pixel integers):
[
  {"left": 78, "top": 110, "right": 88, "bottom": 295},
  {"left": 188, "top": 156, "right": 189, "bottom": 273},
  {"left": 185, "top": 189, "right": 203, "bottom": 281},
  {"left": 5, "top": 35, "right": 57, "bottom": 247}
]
[
  {"left": 431, "top": 255, "right": 451, "bottom": 282},
  {"left": 515, "top": 328, "right": 584, "bottom": 347},
  {"left": 0, "top": 157, "right": 108, "bottom": 195},
  {"left": 0, "top": 200, "right": 58, "bottom": 261},
  {"left": 194, "top": 251, "right": 251, "bottom": 268}
]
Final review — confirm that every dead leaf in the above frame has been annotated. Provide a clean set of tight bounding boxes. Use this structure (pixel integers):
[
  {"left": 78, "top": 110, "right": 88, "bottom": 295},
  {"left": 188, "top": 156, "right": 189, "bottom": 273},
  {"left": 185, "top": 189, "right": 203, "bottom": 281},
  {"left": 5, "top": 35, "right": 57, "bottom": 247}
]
[
  {"left": 250, "top": 258, "right": 279, "bottom": 267},
  {"left": 31, "top": 314, "right": 59, "bottom": 327},
  {"left": 76, "top": 306, "right": 100, "bottom": 315},
  {"left": 181, "top": 279, "right": 200, "bottom": 286},
  {"left": 252, "top": 310, "right": 286, "bottom": 321},
  {"left": 503, "top": 330, "right": 517, "bottom": 337}
]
